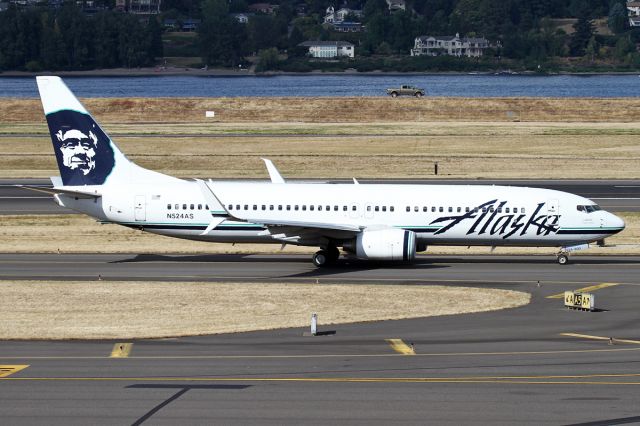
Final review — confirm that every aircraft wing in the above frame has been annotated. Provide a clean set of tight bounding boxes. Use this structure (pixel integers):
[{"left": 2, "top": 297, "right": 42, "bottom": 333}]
[
  {"left": 17, "top": 185, "right": 101, "bottom": 199},
  {"left": 195, "top": 179, "right": 362, "bottom": 238},
  {"left": 251, "top": 218, "right": 361, "bottom": 233}
]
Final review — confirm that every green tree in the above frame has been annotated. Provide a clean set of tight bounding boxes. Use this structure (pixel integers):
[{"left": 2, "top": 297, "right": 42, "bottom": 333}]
[
  {"left": 569, "top": 11, "right": 594, "bottom": 56},
  {"left": 608, "top": 2, "right": 628, "bottom": 34},
  {"left": 147, "top": 16, "right": 164, "bottom": 59},
  {"left": 614, "top": 35, "right": 636, "bottom": 61},
  {"left": 585, "top": 35, "right": 598, "bottom": 62},
  {"left": 256, "top": 47, "right": 279, "bottom": 71},
  {"left": 198, "top": 0, "right": 245, "bottom": 66}
]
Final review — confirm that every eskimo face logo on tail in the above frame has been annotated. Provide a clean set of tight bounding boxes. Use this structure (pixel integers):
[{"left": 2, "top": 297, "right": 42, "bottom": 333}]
[
  {"left": 46, "top": 110, "right": 115, "bottom": 186},
  {"left": 56, "top": 129, "right": 97, "bottom": 175}
]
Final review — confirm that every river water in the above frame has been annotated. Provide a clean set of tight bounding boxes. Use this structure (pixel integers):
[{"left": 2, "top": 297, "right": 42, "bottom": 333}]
[{"left": 1, "top": 74, "right": 639, "bottom": 98}]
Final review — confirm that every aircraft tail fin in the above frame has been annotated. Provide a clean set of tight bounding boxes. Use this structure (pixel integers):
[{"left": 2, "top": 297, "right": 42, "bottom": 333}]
[{"left": 36, "top": 76, "right": 176, "bottom": 186}]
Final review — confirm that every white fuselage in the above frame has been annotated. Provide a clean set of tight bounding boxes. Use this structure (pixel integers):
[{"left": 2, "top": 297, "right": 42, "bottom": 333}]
[{"left": 57, "top": 179, "right": 625, "bottom": 249}]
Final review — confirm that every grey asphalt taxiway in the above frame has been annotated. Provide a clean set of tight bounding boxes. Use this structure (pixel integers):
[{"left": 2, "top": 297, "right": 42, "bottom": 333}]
[
  {"left": 1, "top": 254, "right": 640, "bottom": 424},
  {"left": 2, "top": 178, "right": 640, "bottom": 423}
]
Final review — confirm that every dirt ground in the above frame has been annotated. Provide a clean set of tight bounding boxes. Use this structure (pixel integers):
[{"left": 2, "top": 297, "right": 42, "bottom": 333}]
[{"left": 0, "top": 281, "right": 530, "bottom": 339}]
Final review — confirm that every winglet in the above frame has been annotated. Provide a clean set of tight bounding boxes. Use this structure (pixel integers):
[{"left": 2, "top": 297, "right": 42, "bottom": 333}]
[{"left": 262, "top": 158, "right": 285, "bottom": 184}]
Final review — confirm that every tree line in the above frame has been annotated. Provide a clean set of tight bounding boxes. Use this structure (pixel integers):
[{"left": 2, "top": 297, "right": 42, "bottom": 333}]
[
  {"left": 0, "top": 4, "right": 162, "bottom": 71},
  {"left": 1, "top": 0, "right": 639, "bottom": 71},
  {"left": 196, "top": 0, "right": 640, "bottom": 69}
]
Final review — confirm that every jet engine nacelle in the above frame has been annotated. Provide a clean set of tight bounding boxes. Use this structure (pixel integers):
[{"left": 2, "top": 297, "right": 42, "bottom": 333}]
[{"left": 352, "top": 228, "right": 416, "bottom": 261}]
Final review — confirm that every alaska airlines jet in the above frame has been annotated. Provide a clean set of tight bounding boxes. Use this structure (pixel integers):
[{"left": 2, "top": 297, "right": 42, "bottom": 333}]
[{"left": 24, "top": 76, "right": 625, "bottom": 266}]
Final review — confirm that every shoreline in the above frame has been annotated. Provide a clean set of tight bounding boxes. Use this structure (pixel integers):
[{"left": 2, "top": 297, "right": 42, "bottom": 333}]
[{"left": 2, "top": 66, "right": 640, "bottom": 78}]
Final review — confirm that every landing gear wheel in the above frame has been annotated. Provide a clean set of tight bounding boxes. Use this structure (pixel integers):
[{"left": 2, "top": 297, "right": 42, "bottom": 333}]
[
  {"left": 557, "top": 254, "right": 569, "bottom": 265},
  {"left": 327, "top": 246, "right": 340, "bottom": 264},
  {"left": 313, "top": 250, "right": 328, "bottom": 267}
]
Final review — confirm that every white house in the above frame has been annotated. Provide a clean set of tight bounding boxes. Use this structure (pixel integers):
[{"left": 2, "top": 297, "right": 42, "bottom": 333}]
[
  {"left": 627, "top": 1, "right": 640, "bottom": 16},
  {"left": 386, "top": 0, "right": 405, "bottom": 11},
  {"left": 324, "top": 6, "right": 362, "bottom": 24},
  {"left": 299, "top": 41, "right": 355, "bottom": 58},
  {"left": 231, "top": 13, "right": 250, "bottom": 23},
  {"left": 411, "top": 33, "right": 489, "bottom": 57}
]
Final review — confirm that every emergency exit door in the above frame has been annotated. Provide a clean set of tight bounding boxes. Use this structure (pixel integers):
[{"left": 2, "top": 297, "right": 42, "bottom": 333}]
[{"left": 134, "top": 195, "right": 146, "bottom": 221}]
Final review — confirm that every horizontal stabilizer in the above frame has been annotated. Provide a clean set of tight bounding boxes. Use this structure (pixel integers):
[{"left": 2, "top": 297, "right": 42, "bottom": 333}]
[{"left": 17, "top": 185, "right": 101, "bottom": 199}]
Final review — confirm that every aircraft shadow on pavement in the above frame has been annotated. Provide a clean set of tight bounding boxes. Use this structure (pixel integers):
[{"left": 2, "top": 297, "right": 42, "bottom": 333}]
[
  {"left": 110, "top": 253, "right": 638, "bottom": 266},
  {"left": 127, "top": 384, "right": 250, "bottom": 426},
  {"left": 111, "top": 253, "right": 310, "bottom": 264}
]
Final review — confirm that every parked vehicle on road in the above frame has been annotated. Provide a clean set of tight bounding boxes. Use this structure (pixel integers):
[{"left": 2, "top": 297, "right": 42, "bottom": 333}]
[{"left": 386, "top": 85, "right": 425, "bottom": 97}]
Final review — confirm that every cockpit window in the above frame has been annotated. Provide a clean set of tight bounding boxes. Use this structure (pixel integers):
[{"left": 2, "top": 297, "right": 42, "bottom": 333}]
[{"left": 577, "top": 204, "right": 601, "bottom": 213}]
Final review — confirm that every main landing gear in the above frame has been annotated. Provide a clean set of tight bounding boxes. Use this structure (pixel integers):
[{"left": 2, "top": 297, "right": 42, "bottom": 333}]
[{"left": 312, "top": 245, "right": 340, "bottom": 267}]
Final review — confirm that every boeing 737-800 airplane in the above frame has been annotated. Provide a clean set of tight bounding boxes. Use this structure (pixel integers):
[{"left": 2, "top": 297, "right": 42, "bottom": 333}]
[{"left": 24, "top": 76, "right": 625, "bottom": 266}]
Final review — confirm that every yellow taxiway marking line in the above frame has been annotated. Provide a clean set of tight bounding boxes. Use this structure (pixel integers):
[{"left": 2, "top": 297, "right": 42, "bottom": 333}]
[
  {"left": 546, "top": 282, "right": 619, "bottom": 299},
  {"left": 386, "top": 339, "right": 415, "bottom": 355},
  {"left": 561, "top": 333, "right": 640, "bottom": 345},
  {"left": 0, "top": 365, "right": 29, "bottom": 378},
  {"left": 110, "top": 343, "right": 133, "bottom": 358},
  {"left": 3, "top": 346, "right": 640, "bottom": 360},
  {"left": 6, "top": 372, "right": 640, "bottom": 386}
]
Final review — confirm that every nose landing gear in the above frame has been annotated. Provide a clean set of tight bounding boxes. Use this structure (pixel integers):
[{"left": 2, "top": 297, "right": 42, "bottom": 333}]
[{"left": 557, "top": 253, "right": 569, "bottom": 265}]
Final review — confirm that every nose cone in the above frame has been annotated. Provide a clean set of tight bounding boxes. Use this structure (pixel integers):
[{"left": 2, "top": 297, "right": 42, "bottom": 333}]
[{"left": 606, "top": 212, "right": 625, "bottom": 235}]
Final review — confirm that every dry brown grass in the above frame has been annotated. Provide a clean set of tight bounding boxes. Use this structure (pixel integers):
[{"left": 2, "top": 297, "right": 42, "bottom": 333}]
[
  {"left": 0, "top": 213, "right": 637, "bottom": 256},
  {"left": 0, "top": 281, "right": 530, "bottom": 339},
  {"left": 4, "top": 97, "right": 640, "bottom": 123},
  {"left": 3, "top": 121, "right": 640, "bottom": 179}
]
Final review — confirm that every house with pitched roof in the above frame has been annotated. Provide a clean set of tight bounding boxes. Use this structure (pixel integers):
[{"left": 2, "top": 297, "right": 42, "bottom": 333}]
[{"left": 411, "top": 33, "right": 489, "bottom": 57}]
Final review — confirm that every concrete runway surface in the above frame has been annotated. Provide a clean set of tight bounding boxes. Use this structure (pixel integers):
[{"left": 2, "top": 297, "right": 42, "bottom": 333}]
[
  {"left": 1, "top": 254, "right": 640, "bottom": 424},
  {"left": 2, "top": 178, "right": 640, "bottom": 214}
]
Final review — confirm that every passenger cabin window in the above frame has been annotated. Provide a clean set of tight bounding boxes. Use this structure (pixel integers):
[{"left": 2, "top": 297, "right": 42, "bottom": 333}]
[
  {"left": 406, "top": 206, "right": 410, "bottom": 212},
  {"left": 253, "top": 205, "right": 258, "bottom": 210},
  {"left": 390, "top": 206, "right": 394, "bottom": 212},
  {"left": 439, "top": 207, "right": 443, "bottom": 212},
  {"left": 175, "top": 204, "right": 179, "bottom": 210},
  {"left": 382, "top": 206, "right": 387, "bottom": 212},
  {"left": 343, "top": 206, "right": 347, "bottom": 211},
  {"left": 183, "top": 204, "right": 187, "bottom": 210},
  {"left": 432, "top": 207, "right": 436, "bottom": 212},
  {"left": 198, "top": 204, "right": 202, "bottom": 210},
  {"left": 167, "top": 204, "right": 171, "bottom": 210},
  {"left": 448, "top": 207, "right": 453, "bottom": 213}
]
